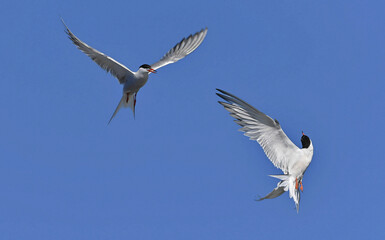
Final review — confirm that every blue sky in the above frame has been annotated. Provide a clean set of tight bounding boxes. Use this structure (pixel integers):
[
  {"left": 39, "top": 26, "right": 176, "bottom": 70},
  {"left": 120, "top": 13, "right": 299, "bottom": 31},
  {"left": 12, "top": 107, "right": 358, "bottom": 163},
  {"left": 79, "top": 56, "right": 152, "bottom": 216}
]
[{"left": 1, "top": 0, "right": 384, "bottom": 239}]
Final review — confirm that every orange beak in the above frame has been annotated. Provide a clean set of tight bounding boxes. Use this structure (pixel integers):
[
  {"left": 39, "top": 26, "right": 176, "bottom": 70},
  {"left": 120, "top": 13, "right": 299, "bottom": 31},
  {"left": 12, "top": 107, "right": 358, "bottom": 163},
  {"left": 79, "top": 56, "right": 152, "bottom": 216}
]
[
  {"left": 148, "top": 68, "right": 157, "bottom": 73},
  {"left": 302, "top": 131, "right": 305, "bottom": 136}
]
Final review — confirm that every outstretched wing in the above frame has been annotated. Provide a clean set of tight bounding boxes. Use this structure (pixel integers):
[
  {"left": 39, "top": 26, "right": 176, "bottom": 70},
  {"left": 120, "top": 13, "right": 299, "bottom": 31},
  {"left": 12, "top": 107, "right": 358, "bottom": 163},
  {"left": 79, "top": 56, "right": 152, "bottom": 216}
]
[
  {"left": 62, "top": 19, "right": 134, "bottom": 84},
  {"left": 216, "top": 89, "right": 300, "bottom": 174},
  {"left": 150, "top": 28, "right": 208, "bottom": 71}
]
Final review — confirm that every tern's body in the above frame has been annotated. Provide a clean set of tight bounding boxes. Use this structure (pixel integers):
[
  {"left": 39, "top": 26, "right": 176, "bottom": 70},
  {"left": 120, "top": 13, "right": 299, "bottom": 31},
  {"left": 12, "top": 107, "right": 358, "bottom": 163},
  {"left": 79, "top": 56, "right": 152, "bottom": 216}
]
[
  {"left": 289, "top": 149, "right": 313, "bottom": 177},
  {"left": 62, "top": 18, "right": 207, "bottom": 123},
  {"left": 123, "top": 69, "right": 149, "bottom": 93},
  {"left": 216, "top": 89, "right": 314, "bottom": 212}
]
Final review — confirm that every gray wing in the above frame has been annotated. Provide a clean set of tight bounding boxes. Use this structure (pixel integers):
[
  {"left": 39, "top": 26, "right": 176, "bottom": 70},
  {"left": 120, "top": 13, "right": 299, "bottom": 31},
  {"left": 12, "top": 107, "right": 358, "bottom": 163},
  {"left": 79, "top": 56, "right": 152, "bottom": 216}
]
[
  {"left": 62, "top": 19, "right": 134, "bottom": 84},
  {"left": 151, "top": 28, "right": 208, "bottom": 71},
  {"left": 216, "top": 89, "right": 299, "bottom": 174}
]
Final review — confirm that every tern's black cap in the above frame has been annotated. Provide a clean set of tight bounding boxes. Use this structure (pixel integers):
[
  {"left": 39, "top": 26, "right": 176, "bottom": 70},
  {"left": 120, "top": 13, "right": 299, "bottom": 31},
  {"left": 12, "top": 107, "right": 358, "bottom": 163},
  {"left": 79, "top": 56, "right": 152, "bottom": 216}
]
[
  {"left": 139, "top": 64, "right": 152, "bottom": 69},
  {"left": 301, "top": 133, "right": 311, "bottom": 149}
]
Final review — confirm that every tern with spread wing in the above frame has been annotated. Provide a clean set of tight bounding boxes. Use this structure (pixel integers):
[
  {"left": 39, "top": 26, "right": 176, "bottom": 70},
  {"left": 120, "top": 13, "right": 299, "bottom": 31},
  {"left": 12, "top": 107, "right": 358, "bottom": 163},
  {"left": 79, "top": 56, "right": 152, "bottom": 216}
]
[
  {"left": 216, "top": 89, "right": 313, "bottom": 212},
  {"left": 62, "top": 19, "right": 207, "bottom": 123}
]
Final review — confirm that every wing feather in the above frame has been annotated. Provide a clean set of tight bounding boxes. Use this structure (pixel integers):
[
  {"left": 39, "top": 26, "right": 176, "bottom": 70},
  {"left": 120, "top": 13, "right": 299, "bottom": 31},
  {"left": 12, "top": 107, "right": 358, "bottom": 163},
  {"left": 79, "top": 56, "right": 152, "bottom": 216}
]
[
  {"left": 217, "top": 89, "right": 299, "bottom": 173},
  {"left": 62, "top": 19, "right": 133, "bottom": 84},
  {"left": 151, "top": 28, "right": 208, "bottom": 70}
]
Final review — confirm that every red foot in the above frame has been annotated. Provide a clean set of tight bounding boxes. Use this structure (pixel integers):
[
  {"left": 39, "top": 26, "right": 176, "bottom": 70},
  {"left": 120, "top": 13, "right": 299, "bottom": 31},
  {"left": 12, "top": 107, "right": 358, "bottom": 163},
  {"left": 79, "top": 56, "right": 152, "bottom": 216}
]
[
  {"left": 300, "top": 181, "right": 303, "bottom": 192},
  {"left": 295, "top": 178, "right": 298, "bottom": 190}
]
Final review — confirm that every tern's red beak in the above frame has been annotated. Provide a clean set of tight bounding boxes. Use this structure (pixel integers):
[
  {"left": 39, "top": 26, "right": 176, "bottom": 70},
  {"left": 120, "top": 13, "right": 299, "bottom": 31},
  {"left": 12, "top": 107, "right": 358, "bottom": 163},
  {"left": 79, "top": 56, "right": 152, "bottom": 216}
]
[
  {"left": 302, "top": 131, "right": 305, "bottom": 136},
  {"left": 148, "top": 68, "right": 157, "bottom": 73}
]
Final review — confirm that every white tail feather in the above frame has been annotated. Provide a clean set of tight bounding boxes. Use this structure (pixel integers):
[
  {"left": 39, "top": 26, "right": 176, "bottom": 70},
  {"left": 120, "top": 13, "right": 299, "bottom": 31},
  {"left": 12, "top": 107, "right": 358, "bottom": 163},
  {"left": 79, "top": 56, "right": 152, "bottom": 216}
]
[
  {"left": 267, "top": 175, "right": 301, "bottom": 212},
  {"left": 108, "top": 92, "right": 136, "bottom": 124}
]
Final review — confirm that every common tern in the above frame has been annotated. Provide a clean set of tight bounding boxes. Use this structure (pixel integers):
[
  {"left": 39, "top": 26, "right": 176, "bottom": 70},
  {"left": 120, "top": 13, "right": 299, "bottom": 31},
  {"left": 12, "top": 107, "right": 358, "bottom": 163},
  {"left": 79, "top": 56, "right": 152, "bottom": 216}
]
[
  {"left": 216, "top": 89, "right": 314, "bottom": 212},
  {"left": 62, "top": 19, "right": 207, "bottom": 123}
]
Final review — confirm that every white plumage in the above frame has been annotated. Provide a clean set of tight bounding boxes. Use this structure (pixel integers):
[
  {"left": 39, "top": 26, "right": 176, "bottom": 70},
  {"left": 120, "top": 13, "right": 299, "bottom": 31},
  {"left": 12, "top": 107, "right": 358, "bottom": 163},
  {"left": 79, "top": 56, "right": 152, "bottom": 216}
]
[
  {"left": 217, "top": 89, "right": 313, "bottom": 212},
  {"left": 62, "top": 18, "right": 207, "bottom": 122}
]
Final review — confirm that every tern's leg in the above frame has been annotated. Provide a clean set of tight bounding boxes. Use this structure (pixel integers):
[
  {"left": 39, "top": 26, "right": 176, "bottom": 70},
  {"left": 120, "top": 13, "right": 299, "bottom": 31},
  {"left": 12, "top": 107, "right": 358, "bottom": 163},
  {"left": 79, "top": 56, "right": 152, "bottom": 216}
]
[
  {"left": 300, "top": 181, "right": 303, "bottom": 192},
  {"left": 126, "top": 93, "right": 130, "bottom": 103},
  {"left": 295, "top": 178, "right": 298, "bottom": 190}
]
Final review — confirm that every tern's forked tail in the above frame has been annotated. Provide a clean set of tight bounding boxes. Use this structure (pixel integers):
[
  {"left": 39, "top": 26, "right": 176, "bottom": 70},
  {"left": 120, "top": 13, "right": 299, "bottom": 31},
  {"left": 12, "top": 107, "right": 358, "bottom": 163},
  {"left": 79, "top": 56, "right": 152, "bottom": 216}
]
[
  {"left": 258, "top": 174, "right": 301, "bottom": 213},
  {"left": 108, "top": 92, "right": 137, "bottom": 124}
]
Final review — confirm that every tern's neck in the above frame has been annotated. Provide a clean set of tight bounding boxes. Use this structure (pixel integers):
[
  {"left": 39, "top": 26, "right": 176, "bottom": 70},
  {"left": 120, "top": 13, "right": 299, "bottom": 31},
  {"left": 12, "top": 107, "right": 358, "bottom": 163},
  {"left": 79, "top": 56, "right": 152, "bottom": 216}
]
[
  {"left": 135, "top": 69, "right": 150, "bottom": 78},
  {"left": 302, "top": 142, "right": 314, "bottom": 157},
  {"left": 137, "top": 68, "right": 149, "bottom": 74}
]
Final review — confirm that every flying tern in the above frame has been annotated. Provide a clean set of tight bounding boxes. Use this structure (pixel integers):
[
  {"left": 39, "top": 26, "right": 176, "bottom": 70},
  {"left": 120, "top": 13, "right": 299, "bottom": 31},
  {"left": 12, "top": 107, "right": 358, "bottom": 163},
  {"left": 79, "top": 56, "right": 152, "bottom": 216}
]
[
  {"left": 62, "top": 19, "right": 207, "bottom": 123},
  {"left": 216, "top": 89, "right": 314, "bottom": 212}
]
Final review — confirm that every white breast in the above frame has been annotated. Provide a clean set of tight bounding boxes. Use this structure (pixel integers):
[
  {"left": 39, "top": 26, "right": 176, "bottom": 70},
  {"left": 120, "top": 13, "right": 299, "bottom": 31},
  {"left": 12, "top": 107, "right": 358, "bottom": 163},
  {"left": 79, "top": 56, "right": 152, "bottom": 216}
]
[
  {"left": 123, "top": 71, "right": 149, "bottom": 93},
  {"left": 289, "top": 142, "right": 313, "bottom": 176}
]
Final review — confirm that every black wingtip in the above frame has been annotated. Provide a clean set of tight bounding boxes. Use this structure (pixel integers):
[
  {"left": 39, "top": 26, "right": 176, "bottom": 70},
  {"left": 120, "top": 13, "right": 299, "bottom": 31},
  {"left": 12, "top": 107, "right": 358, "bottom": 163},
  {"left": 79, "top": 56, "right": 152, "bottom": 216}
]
[
  {"left": 216, "top": 88, "right": 234, "bottom": 97},
  {"left": 217, "top": 100, "right": 226, "bottom": 106},
  {"left": 60, "top": 17, "right": 71, "bottom": 35},
  {"left": 215, "top": 88, "right": 228, "bottom": 97},
  {"left": 216, "top": 88, "right": 224, "bottom": 93},
  {"left": 216, "top": 93, "right": 227, "bottom": 102}
]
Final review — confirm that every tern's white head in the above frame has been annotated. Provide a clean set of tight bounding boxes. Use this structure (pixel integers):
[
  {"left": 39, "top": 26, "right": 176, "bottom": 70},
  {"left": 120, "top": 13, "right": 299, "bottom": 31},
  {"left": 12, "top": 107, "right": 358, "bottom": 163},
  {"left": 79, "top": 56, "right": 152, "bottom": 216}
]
[{"left": 139, "top": 64, "right": 157, "bottom": 74}]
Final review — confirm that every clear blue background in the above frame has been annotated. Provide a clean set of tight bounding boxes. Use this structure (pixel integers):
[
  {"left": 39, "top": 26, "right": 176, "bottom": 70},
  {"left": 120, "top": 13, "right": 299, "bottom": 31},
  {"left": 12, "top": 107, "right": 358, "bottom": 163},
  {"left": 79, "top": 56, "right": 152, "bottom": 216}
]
[{"left": 1, "top": 0, "right": 384, "bottom": 239}]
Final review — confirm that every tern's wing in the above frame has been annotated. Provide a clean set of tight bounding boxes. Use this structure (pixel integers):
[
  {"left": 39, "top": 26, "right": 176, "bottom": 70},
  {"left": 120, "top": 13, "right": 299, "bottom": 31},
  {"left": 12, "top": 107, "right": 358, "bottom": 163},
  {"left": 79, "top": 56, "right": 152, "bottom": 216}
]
[
  {"left": 150, "top": 28, "right": 208, "bottom": 71},
  {"left": 216, "top": 89, "right": 300, "bottom": 174},
  {"left": 62, "top": 19, "right": 134, "bottom": 84}
]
